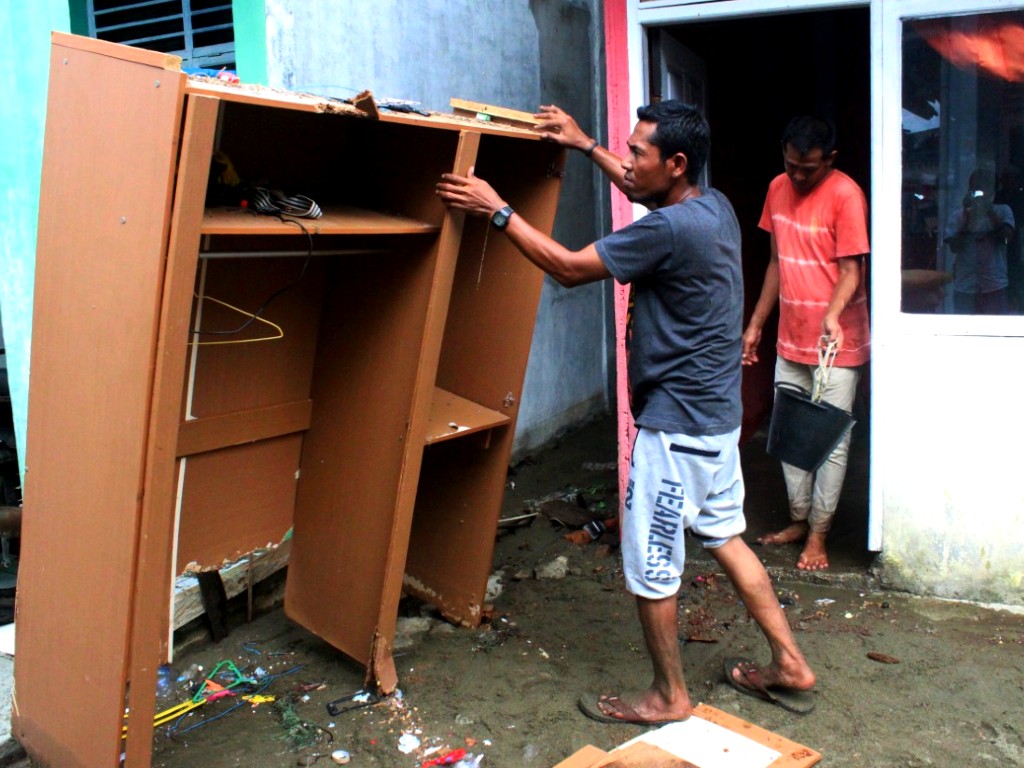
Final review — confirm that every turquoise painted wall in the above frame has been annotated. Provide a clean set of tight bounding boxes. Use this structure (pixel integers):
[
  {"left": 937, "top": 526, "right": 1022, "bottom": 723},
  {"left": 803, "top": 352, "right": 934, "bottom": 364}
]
[
  {"left": 0, "top": 1, "right": 257, "bottom": 483},
  {"left": 0, "top": 3, "right": 71, "bottom": 482},
  {"left": 233, "top": 0, "right": 268, "bottom": 84}
]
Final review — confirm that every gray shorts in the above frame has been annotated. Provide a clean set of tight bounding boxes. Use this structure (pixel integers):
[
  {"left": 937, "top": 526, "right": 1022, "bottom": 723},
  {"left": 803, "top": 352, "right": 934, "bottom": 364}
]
[{"left": 621, "top": 426, "right": 746, "bottom": 599}]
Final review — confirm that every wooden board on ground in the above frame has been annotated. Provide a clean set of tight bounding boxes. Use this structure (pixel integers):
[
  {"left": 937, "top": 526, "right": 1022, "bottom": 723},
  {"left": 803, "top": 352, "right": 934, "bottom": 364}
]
[
  {"left": 172, "top": 539, "right": 291, "bottom": 631},
  {"left": 552, "top": 704, "right": 820, "bottom": 768}
]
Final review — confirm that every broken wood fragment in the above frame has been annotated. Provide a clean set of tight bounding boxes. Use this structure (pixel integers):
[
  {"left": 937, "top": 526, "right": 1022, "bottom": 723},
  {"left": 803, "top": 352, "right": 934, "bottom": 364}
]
[{"left": 351, "top": 89, "right": 380, "bottom": 119}]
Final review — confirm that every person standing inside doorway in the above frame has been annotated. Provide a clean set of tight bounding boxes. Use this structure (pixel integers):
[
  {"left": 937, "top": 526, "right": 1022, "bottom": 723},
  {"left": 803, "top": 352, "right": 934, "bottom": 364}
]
[
  {"left": 944, "top": 167, "right": 1016, "bottom": 315},
  {"left": 437, "top": 101, "right": 816, "bottom": 724},
  {"left": 742, "top": 116, "right": 870, "bottom": 572}
]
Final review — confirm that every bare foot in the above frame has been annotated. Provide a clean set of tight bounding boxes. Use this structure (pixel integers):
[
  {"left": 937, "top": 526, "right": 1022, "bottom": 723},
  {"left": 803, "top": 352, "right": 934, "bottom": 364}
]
[
  {"left": 595, "top": 688, "right": 693, "bottom": 724},
  {"left": 756, "top": 521, "right": 808, "bottom": 546},
  {"left": 796, "top": 531, "right": 829, "bottom": 570},
  {"left": 728, "top": 658, "right": 815, "bottom": 693}
]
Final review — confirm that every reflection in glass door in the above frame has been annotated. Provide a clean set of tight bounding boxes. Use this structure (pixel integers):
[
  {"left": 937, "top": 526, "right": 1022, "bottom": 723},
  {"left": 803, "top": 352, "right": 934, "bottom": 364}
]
[{"left": 901, "top": 10, "right": 1024, "bottom": 315}]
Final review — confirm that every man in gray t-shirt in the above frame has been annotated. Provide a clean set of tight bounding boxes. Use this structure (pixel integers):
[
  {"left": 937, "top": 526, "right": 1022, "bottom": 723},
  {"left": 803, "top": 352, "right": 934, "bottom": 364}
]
[
  {"left": 437, "top": 100, "right": 816, "bottom": 724},
  {"left": 596, "top": 187, "right": 743, "bottom": 436}
]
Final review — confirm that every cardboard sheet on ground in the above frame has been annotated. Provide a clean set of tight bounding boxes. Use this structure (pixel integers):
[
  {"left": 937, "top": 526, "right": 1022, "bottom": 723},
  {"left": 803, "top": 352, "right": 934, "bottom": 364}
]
[{"left": 554, "top": 704, "right": 820, "bottom": 768}]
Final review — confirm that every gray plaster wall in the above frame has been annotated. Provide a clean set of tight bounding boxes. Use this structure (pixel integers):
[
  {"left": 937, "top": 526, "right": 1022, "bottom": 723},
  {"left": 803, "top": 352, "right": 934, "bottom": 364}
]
[{"left": 261, "top": 0, "right": 613, "bottom": 457}]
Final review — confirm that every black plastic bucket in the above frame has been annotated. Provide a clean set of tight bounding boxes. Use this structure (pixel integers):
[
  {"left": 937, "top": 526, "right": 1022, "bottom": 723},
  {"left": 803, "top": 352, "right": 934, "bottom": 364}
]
[{"left": 766, "top": 382, "right": 856, "bottom": 472}]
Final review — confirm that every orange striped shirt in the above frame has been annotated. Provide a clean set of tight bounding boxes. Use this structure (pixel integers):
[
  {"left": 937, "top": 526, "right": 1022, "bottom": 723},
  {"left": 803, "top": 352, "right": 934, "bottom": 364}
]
[{"left": 759, "top": 169, "right": 871, "bottom": 367}]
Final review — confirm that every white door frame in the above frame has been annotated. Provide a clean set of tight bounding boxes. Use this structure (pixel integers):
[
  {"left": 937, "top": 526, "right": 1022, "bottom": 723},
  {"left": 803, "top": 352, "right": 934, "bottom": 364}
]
[
  {"left": 624, "top": 0, "right": 879, "bottom": 543},
  {"left": 625, "top": 0, "right": 1024, "bottom": 552}
]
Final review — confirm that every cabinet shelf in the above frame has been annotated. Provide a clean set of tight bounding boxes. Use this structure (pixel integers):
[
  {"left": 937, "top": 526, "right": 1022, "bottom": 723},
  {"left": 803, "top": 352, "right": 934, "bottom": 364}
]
[
  {"left": 426, "top": 387, "right": 510, "bottom": 445},
  {"left": 202, "top": 205, "right": 441, "bottom": 236}
]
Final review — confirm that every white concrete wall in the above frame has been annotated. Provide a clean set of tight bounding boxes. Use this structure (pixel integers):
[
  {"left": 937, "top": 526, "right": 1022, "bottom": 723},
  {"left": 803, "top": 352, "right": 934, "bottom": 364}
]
[
  {"left": 873, "top": 333, "right": 1024, "bottom": 604},
  {"left": 261, "top": 0, "right": 613, "bottom": 456},
  {"left": 870, "top": 0, "right": 1024, "bottom": 606}
]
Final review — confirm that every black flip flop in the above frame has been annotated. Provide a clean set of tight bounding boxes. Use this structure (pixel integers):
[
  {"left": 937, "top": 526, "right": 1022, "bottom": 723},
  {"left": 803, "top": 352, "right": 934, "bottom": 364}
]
[
  {"left": 577, "top": 693, "right": 684, "bottom": 726},
  {"left": 723, "top": 657, "right": 816, "bottom": 714}
]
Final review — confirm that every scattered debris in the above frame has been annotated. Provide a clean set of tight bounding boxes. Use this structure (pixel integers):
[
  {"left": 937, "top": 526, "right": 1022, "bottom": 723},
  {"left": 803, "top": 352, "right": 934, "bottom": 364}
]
[
  {"left": 867, "top": 652, "right": 900, "bottom": 664},
  {"left": 486, "top": 571, "right": 504, "bottom": 601},
  {"left": 496, "top": 511, "right": 537, "bottom": 530},
  {"left": 563, "top": 516, "right": 619, "bottom": 546},
  {"left": 776, "top": 588, "right": 800, "bottom": 607},
  {"left": 326, "top": 689, "right": 381, "bottom": 717},
  {"left": 274, "top": 695, "right": 331, "bottom": 751},
  {"left": 534, "top": 556, "right": 569, "bottom": 580},
  {"left": 682, "top": 605, "right": 721, "bottom": 643},
  {"left": 422, "top": 748, "right": 467, "bottom": 766},
  {"left": 398, "top": 732, "right": 422, "bottom": 753},
  {"left": 242, "top": 694, "right": 276, "bottom": 706},
  {"left": 537, "top": 496, "right": 597, "bottom": 529}
]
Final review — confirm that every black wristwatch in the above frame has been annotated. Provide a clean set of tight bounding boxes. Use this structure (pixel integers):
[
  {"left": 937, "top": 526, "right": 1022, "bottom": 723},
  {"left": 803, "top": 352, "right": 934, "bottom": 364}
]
[{"left": 490, "top": 205, "right": 514, "bottom": 230}]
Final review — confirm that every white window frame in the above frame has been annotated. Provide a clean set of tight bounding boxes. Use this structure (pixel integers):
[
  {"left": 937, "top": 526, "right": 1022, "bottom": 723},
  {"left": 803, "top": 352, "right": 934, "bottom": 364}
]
[{"left": 880, "top": 0, "right": 1024, "bottom": 338}]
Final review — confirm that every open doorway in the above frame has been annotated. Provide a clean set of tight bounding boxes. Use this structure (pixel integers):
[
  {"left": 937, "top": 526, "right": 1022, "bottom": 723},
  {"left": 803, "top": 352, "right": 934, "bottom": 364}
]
[{"left": 647, "top": 7, "right": 874, "bottom": 572}]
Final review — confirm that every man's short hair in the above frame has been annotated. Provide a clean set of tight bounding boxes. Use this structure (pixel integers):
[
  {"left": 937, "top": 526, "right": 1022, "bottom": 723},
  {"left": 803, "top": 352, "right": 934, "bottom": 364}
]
[
  {"left": 782, "top": 116, "right": 836, "bottom": 157},
  {"left": 968, "top": 167, "right": 996, "bottom": 194},
  {"left": 636, "top": 100, "right": 710, "bottom": 184}
]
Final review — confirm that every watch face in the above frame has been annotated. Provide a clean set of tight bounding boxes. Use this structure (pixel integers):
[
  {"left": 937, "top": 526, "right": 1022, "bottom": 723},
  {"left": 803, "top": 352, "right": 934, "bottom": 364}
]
[{"left": 491, "top": 206, "right": 512, "bottom": 229}]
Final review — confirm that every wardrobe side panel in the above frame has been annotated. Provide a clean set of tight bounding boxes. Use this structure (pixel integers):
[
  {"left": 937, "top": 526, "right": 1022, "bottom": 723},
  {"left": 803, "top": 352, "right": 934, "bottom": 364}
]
[
  {"left": 125, "top": 94, "right": 220, "bottom": 768},
  {"left": 13, "top": 40, "right": 186, "bottom": 768}
]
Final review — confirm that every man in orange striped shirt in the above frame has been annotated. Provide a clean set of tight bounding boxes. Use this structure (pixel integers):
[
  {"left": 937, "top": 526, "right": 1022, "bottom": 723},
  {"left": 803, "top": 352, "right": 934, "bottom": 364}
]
[{"left": 742, "top": 116, "right": 870, "bottom": 571}]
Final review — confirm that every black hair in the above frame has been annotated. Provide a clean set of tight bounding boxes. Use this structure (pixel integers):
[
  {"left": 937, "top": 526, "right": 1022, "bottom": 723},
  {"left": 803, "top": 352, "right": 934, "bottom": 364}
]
[
  {"left": 635, "top": 100, "right": 710, "bottom": 184},
  {"left": 968, "top": 167, "right": 996, "bottom": 193},
  {"left": 781, "top": 116, "right": 836, "bottom": 156}
]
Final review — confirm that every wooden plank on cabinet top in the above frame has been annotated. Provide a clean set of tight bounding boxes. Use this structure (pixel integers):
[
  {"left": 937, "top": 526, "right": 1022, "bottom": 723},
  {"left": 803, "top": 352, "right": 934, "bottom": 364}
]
[
  {"left": 450, "top": 98, "right": 539, "bottom": 128},
  {"left": 202, "top": 206, "right": 440, "bottom": 236},
  {"left": 425, "top": 387, "right": 510, "bottom": 445}
]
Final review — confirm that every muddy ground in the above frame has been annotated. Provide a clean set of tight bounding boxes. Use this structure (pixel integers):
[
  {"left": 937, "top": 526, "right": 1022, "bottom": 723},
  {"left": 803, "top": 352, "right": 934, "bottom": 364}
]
[{"left": 27, "top": 415, "right": 1024, "bottom": 767}]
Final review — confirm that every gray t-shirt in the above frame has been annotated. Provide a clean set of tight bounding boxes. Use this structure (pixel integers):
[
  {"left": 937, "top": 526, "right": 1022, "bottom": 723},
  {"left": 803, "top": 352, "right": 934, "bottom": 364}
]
[{"left": 595, "top": 187, "right": 743, "bottom": 435}]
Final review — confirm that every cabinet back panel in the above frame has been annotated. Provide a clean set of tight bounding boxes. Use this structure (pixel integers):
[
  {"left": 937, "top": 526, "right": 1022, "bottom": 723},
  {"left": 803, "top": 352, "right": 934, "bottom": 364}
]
[
  {"left": 176, "top": 435, "right": 302, "bottom": 571},
  {"left": 185, "top": 257, "right": 327, "bottom": 418},
  {"left": 215, "top": 104, "right": 459, "bottom": 227},
  {"left": 435, "top": 136, "right": 563, "bottom": 409},
  {"left": 406, "top": 430, "right": 513, "bottom": 624}
]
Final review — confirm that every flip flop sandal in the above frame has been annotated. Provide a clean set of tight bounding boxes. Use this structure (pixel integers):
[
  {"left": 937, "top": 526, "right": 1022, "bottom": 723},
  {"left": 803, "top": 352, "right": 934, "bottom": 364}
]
[
  {"left": 577, "top": 693, "right": 684, "bottom": 726},
  {"left": 723, "top": 657, "right": 816, "bottom": 715}
]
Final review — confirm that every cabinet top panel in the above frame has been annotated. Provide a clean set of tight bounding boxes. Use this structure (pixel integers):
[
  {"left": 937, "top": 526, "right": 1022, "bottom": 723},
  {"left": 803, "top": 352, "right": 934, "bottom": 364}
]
[
  {"left": 51, "top": 32, "right": 544, "bottom": 142},
  {"left": 186, "top": 78, "right": 544, "bottom": 141}
]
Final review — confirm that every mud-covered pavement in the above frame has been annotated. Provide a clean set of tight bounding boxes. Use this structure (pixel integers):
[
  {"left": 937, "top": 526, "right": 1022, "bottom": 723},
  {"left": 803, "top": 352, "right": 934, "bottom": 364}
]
[{"left": 9, "top": 415, "right": 1023, "bottom": 767}]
